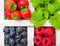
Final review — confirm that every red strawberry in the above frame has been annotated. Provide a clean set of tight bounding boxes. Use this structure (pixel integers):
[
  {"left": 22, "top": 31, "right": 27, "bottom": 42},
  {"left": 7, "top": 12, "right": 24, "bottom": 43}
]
[
  {"left": 11, "top": 10, "right": 21, "bottom": 20},
  {"left": 4, "top": 10, "right": 11, "bottom": 19},
  {"left": 21, "top": 9, "right": 31, "bottom": 19},
  {"left": 42, "top": 37, "right": 51, "bottom": 46},
  {"left": 34, "top": 36, "right": 42, "bottom": 45},
  {"left": 5, "top": 0, "right": 17, "bottom": 11},
  {"left": 17, "top": 0, "right": 29, "bottom": 8}
]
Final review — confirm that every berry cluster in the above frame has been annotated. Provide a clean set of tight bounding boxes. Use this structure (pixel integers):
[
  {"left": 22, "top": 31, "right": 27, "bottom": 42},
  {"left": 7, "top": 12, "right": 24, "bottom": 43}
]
[
  {"left": 3, "top": 26, "right": 27, "bottom": 46},
  {"left": 34, "top": 27, "right": 56, "bottom": 46},
  {"left": 4, "top": 0, "right": 31, "bottom": 20}
]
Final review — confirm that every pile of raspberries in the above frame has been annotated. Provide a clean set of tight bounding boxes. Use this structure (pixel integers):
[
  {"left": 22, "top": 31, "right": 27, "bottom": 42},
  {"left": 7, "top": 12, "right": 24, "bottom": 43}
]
[{"left": 34, "top": 27, "right": 56, "bottom": 46}]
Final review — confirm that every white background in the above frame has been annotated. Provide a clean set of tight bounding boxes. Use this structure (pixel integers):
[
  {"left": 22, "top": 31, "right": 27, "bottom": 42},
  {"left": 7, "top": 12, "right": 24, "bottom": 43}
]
[{"left": 0, "top": 0, "right": 60, "bottom": 46}]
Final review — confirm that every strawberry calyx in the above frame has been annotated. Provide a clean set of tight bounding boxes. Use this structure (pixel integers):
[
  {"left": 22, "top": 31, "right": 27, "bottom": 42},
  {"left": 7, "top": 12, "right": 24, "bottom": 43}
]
[
  {"left": 4, "top": 15, "right": 7, "bottom": 19},
  {"left": 12, "top": 14, "right": 18, "bottom": 20},
  {"left": 9, "top": 2, "right": 17, "bottom": 11},
  {"left": 20, "top": 6, "right": 28, "bottom": 12}
]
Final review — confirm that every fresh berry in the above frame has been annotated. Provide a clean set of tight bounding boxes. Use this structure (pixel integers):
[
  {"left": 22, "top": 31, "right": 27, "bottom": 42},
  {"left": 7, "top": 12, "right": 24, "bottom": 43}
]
[
  {"left": 11, "top": 10, "right": 22, "bottom": 20},
  {"left": 9, "top": 38, "right": 15, "bottom": 45},
  {"left": 15, "top": 34, "right": 21, "bottom": 39},
  {"left": 34, "top": 36, "right": 42, "bottom": 45},
  {"left": 35, "top": 27, "right": 44, "bottom": 35},
  {"left": 17, "top": 0, "right": 29, "bottom": 8},
  {"left": 42, "top": 37, "right": 51, "bottom": 46},
  {"left": 50, "top": 35, "right": 56, "bottom": 44},
  {"left": 5, "top": 0, "right": 17, "bottom": 11},
  {"left": 22, "top": 27, "right": 27, "bottom": 31},
  {"left": 20, "top": 38, "right": 27, "bottom": 44},
  {"left": 21, "top": 9, "right": 31, "bottom": 19},
  {"left": 43, "top": 28, "right": 53, "bottom": 36},
  {"left": 5, "top": 44, "right": 10, "bottom": 46},
  {"left": 4, "top": 10, "right": 11, "bottom": 19},
  {"left": 9, "top": 28, "right": 15, "bottom": 37},
  {"left": 16, "top": 39, "right": 20, "bottom": 43},
  {"left": 5, "top": 34, "right": 10, "bottom": 39},
  {"left": 4, "top": 39, "right": 9, "bottom": 44},
  {"left": 16, "top": 44, "right": 22, "bottom": 46},
  {"left": 3, "top": 27, "right": 9, "bottom": 33},
  {"left": 21, "top": 31, "right": 27, "bottom": 38},
  {"left": 16, "top": 27, "right": 22, "bottom": 34}
]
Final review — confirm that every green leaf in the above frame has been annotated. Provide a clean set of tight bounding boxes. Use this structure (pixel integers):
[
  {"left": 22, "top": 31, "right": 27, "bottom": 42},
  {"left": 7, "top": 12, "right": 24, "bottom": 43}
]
[
  {"left": 30, "top": 7, "right": 47, "bottom": 27},
  {"left": 34, "top": 19, "right": 47, "bottom": 27},
  {"left": 53, "top": 2, "right": 60, "bottom": 11},
  {"left": 30, "top": 0, "right": 41, "bottom": 8},
  {"left": 43, "top": 10, "right": 49, "bottom": 19},
  {"left": 54, "top": 11, "right": 60, "bottom": 23},
  {"left": 50, "top": 16, "right": 60, "bottom": 30},
  {"left": 47, "top": 4, "right": 56, "bottom": 14}
]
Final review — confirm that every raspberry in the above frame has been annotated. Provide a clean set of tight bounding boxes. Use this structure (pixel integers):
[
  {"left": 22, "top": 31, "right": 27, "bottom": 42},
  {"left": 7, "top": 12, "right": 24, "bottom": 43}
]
[
  {"left": 51, "top": 44, "right": 55, "bottom": 46},
  {"left": 35, "top": 27, "right": 44, "bottom": 35},
  {"left": 34, "top": 36, "right": 42, "bottom": 45},
  {"left": 43, "top": 28, "right": 53, "bottom": 36},
  {"left": 50, "top": 35, "right": 56, "bottom": 44},
  {"left": 37, "top": 44, "right": 42, "bottom": 46},
  {"left": 42, "top": 37, "right": 51, "bottom": 46}
]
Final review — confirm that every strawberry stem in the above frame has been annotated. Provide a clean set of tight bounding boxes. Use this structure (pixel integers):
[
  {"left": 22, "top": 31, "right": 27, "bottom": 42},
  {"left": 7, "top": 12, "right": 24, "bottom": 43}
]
[
  {"left": 20, "top": 6, "right": 28, "bottom": 12},
  {"left": 4, "top": 16, "right": 7, "bottom": 19},
  {"left": 9, "top": 3, "right": 17, "bottom": 11},
  {"left": 12, "top": 14, "right": 18, "bottom": 20}
]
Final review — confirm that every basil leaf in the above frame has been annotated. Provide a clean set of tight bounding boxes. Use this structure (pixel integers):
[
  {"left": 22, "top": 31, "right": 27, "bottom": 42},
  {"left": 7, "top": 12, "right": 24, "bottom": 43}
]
[
  {"left": 50, "top": 16, "right": 60, "bottom": 30},
  {"left": 47, "top": 4, "right": 56, "bottom": 14},
  {"left": 30, "top": 7, "right": 47, "bottom": 27}
]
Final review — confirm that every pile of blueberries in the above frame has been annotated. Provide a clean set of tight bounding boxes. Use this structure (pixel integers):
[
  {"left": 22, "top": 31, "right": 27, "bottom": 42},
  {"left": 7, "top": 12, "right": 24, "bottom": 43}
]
[{"left": 3, "top": 26, "right": 27, "bottom": 46}]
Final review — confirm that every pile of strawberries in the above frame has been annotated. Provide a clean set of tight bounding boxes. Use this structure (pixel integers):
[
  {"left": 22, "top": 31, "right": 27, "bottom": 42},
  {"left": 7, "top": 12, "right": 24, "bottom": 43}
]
[
  {"left": 4, "top": 0, "right": 31, "bottom": 20},
  {"left": 34, "top": 27, "right": 56, "bottom": 46}
]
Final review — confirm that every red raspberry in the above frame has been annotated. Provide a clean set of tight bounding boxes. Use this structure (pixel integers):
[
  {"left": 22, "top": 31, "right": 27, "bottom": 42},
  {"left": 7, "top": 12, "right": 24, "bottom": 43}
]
[
  {"left": 37, "top": 44, "right": 42, "bottom": 46},
  {"left": 43, "top": 28, "right": 53, "bottom": 36},
  {"left": 42, "top": 37, "right": 51, "bottom": 46},
  {"left": 34, "top": 36, "right": 42, "bottom": 45},
  {"left": 51, "top": 44, "right": 55, "bottom": 46},
  {"left": 35, "top": 27, "right": 44, "bottom": 35},
  {"left": 50, "top": 35, "right": 56, "bottom": 44}
]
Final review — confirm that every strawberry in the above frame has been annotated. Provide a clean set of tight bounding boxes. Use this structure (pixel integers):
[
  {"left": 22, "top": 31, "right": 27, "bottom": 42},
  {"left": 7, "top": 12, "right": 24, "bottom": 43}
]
[
  {"left": 11, "top": 10, "right": 21, "bottom": 20},
  {"left": 21, "top": 9, "right": 31, "bottom": 19},
  {"left": 42, "top": 37, "right": 51, "bottom": 46},
  {"left": 34, "top": 36, "right": 42, "bottom": 45},
  {"left": 4, "top": 10, "right": 11, "bottom": 19},
  {"left": 17, "top": 0, "right": 29, "bottom": 8},
  {"left": 5, "top": 0, "right": 17, "bottom": 11}
]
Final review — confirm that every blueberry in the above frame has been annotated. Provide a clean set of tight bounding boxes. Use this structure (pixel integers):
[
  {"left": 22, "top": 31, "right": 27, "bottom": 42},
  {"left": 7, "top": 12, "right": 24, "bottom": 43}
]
[
  {"left": 5, "top": 34, "right": 10, "bottom": 39},
  {"left": 22, "top": 27, "right": 27, "bottom": 31},
  {"left": 9, "top": 27, "right": 15, "bottom": 30},
  {"left": 21, "top": 44, "right": 27, "bottom": 46},
  {"left": 4, "top": 39, "right": 9, "bottom": 44},
  {"left": 16, "top": 39, "right": 20, "bottom": 43},
  {"left": 9, "top": 38, "right": 15, "bottom": 45},
  {"left": 16, "top": 27, "right": 22, "bottom": 34},
  {"left": 16, "top": 44, "right": 22, "bottom": 46},
  {"left": 10, "top": 29, "right": 15, "bottom": 37},
  {"left": 15, "top": 34, "right": 21, "bottom": 39},
  {"left": 5, "top": 44, "right": 10, "bottom": 46},
  {"left": 20, "top": 38, "right": 27, "bottom": 44},
  {"left": 3, "top": 27, "right": 9, "bottom": 33},
  {"left": 21, "top": 31, "right": 27, "bottom": 38}
]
